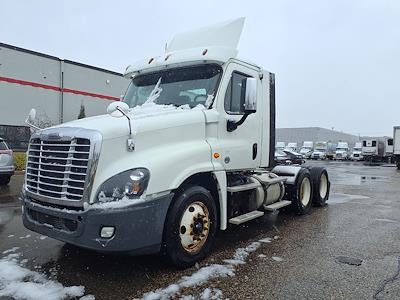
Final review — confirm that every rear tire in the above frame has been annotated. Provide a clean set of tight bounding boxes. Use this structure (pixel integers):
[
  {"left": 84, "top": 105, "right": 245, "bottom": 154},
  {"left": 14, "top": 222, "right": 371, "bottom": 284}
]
[
  {"left": 164, "top": 185, "right": 217, "bottom": 268},
  {"left": 307, "top": 167, "right": 330, "bottom": 206},
  {"left": 0, "top": 175, "right": 11, "bottom": 186},
  {"left": 287, "top": 168, "right": 313, "bottom": 214}
]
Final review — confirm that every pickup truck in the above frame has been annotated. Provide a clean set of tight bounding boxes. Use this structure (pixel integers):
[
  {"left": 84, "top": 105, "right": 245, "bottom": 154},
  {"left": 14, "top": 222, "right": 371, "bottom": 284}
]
[{"left": 21, "top": 18, "right": 330, "bottom": 267}]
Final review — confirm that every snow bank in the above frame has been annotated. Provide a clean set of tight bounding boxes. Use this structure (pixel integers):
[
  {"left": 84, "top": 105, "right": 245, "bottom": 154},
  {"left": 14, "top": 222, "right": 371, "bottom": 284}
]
[
  {"left": 139, "top": 237, "right": 273, "bottom": 300},
  {"left": 0, "top": 251, "right": 94, "bottom": 300}
]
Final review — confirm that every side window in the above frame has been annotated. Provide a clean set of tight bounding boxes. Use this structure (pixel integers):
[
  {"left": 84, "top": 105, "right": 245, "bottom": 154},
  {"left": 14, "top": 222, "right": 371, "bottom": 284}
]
[
  {"left": 388, "top": 139, "right": 393, "bottom": 146},
  {"left": 224, "top": 72, "right": 251, "bottom": 114},
  {"left": 363, "top": 141, "right": 366, "bottom": 147},
  {"left": 372, "top": 141, "right": 377, "bottom": 147}
]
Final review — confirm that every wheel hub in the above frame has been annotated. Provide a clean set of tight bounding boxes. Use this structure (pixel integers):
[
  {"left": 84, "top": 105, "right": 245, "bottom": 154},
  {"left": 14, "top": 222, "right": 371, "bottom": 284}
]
[{"left": 179, "top": 201, "right": 210, "bottom": 253}]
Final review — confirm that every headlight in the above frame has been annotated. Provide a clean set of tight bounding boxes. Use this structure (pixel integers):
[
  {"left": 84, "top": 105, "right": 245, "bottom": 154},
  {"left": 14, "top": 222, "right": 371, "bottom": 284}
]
[{"left": 96, "top": 168, "right": 150, "bottom": 203}]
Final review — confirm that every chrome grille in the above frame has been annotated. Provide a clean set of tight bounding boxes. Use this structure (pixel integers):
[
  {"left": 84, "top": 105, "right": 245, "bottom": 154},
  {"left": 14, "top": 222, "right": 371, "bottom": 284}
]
[{"left": 26, "top": 137, "right": 90, "bottom": 202}]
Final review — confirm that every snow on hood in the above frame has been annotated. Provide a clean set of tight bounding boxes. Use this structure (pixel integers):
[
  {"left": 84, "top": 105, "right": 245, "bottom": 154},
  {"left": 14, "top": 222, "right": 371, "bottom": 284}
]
[{"left": 54, "top": 103, "right": 207, "bottom": 140}]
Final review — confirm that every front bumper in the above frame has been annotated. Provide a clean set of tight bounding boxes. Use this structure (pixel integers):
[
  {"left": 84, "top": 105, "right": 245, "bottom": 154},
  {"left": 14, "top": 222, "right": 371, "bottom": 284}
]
[
  {"left": 0, "top": 165, "right": 15, "bottom": 175},
  {"left": 22, "top": 193, "right": 174, "bottom": 254}
]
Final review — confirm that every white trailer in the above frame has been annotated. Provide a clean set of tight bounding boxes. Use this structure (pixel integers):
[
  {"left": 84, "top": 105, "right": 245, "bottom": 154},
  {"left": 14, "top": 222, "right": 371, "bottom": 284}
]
[
  {"left": 362, "top": 138, "right": 385, "bottom": 162},
  {"left": 394, "top": 126, "right": 400, "bottom": 169},
  {"left": 21, "top": 18, "right": 331, "bottom": 267},
  {"left": 299, "top": 141, "right": 313, "bottom": 158}
]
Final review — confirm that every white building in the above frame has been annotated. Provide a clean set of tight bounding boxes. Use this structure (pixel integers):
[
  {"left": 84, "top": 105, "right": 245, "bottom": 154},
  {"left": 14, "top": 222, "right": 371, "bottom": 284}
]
[{"left": 0, "top": 42, "right": 129, "bottom": 149}]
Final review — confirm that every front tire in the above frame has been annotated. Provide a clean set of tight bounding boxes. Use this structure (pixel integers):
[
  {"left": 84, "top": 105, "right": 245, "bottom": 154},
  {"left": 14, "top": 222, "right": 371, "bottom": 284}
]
[
  {"left": 164, "top": 185, "right": 217, "bottom": 268},
  {"left": 287, "top": 168, "right": 313, "bottom": 214}
]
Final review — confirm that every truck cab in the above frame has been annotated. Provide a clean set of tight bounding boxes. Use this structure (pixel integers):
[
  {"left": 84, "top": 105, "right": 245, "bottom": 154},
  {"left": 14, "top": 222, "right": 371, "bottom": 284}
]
[
  {"left": 311, "top": 141, "right": 327, "bottom": 160},
  {"left": 275, "top": 141, "right": 286, "bottom": 151},
  {"left": 335, "top": 142, "right": 349, "bottom": 160},
  {"left": 285, "top": 142, "right": 297, "bottom": 152},
  {"left": 350, "top": 142, "right": 363, "bottom": 161},
  {"left": 21, "top": 18, "right": 330, "bottom": 267},
  {"left": 299, "top": 141, "right": 313, "bottom": 159}
]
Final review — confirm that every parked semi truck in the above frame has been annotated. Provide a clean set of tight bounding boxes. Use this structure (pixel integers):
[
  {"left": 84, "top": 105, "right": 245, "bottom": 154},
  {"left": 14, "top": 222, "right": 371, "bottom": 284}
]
[
  {"left": 350, "top": 142, "right": 363, "bottom": 161},
  {"left": 362, "top": 138, "right": 384, "bottom": 162},
  {"left": 335, "top": 142, "right": 349, "bottom": 160},
  {"left": 299, "top": 141, "right": 313, "bottom": 159},
  {"left": 285, "top": 142, "right": 297, "bottom": 152},
  {"left": 394, "top": 127, "right": 400, "bottom": 169},
  {"left": 326, "top": 142, "right": 336, "bottom": 160},
  {"left": 311, "top": 141, "right": 327, "bottom": 160},
  {"left": 384, "top": 137, "right": 394, "bottom": 163},
  {"left": 21, "top": 19, "right": 330, "bottom": 267},
  {"left": 275, "top": 141, "right": 286, "bottom": 150}
]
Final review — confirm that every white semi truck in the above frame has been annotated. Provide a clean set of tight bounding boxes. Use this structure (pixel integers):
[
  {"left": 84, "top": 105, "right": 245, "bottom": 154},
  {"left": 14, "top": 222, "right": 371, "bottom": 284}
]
[
  {"left": 394, "top": 126, "right": 400, "bottom": 169},
  {"left": 299, "top": 141, "right": 313, "bottom": 159},
  {"left": 335, "top": 142, "right": 349, "bottom": 160},
  {"left": 350, "top": 142, "right": 363, "bottom": 161},
  {"left": 275, "top": 141, "right": 286, "bottom": 150},
  {"left": 285, "top": 142, "right": 297, "bottom": 152},
  {"left": 21, "top": 19, "right": 330, "bottom": 267},
  {"left": 311, "top": 141, "right": 327, "bottom": 160}
]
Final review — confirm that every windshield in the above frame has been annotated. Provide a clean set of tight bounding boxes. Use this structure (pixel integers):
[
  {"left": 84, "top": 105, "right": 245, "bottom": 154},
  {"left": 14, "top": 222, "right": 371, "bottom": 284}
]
[
  {"left": 336, "top": 148, "right": 347, "bottom": 151},
  {"left": 123, "top": 64, "right": 222, "bottom": 109},
  {"left": 316, "top": 148, "right": 326, "bottom": 152}
]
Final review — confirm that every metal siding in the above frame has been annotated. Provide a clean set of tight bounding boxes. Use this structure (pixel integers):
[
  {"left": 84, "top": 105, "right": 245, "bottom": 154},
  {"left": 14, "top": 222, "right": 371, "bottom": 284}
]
[{"left": 0, "top": 43, "right": 129, "bottom": 128}]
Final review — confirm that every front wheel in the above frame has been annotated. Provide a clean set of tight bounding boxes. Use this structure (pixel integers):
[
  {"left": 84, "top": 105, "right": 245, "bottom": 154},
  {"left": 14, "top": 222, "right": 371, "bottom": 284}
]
[{"left": 164, "top": 185, "right": 217, "bottom": 268}]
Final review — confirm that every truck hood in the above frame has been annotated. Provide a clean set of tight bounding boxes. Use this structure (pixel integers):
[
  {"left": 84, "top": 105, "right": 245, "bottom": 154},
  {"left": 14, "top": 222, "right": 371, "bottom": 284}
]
[{"left": 54, "top": 104, "right": 206, "bottom": 140}]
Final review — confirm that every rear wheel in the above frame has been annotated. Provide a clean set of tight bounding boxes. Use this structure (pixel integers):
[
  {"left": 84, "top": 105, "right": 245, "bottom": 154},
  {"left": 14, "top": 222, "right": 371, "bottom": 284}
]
[
  {"left": 0, "top": 175, "right": 11, "bottom": 186},
  {"left": 287, "top": 168, "right": 313, "bottom": 214},
  {"left": 164, "top": 185, "right": 217, "bottom": 268},
  {"left": 308, "top": 167, "right": 330, "bottom": 206}
]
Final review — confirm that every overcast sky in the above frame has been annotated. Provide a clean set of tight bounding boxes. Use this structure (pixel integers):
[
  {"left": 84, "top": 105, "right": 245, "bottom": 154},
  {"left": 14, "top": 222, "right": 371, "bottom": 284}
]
[{"left": 1, "top": 0, "right": 399, "bottom": 136}]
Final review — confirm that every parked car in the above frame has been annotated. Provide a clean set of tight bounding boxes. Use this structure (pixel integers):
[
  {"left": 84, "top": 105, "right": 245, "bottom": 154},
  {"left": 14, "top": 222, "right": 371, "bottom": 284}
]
[
  {"left": 275, "top": 150, "right": 292, "bottom": 165},
  {"left": 283, "top": 150, "right": 305, "bottom": 165},
  {"left": 0, "top": 138, "right": 14, "bottom": 185}
]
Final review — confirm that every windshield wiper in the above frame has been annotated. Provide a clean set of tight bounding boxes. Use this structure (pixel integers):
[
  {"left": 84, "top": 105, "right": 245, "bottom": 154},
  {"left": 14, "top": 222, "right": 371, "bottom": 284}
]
[{"left": 144, "top": 77, "right": 162, "bottom": 104}]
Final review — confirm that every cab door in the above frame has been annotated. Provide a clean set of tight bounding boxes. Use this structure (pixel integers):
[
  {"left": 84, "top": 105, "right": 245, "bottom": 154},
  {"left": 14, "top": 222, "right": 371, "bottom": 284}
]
[{"left": 216, "top": 62, "right": 262, "bottom": 171}]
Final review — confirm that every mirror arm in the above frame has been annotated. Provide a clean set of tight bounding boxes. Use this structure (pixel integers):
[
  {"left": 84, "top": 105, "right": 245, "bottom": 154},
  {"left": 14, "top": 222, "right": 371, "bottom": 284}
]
[
  {"left": 25, "top": 119, "right": 41, "bottom": 131},
  {"left": 227, "top": 111, "right": 253, "bottom": 132},
  {"left": 116, "top": 107, "right": 132, "bottom": 137}
]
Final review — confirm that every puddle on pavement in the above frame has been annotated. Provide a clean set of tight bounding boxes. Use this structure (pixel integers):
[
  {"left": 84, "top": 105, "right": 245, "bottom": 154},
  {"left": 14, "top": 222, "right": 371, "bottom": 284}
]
[
  {"left": 330, "top": 173, "right": 388, "bottom": 186},
  {"left": 329, "top": 193, "right": 369, "bottom": 204}
]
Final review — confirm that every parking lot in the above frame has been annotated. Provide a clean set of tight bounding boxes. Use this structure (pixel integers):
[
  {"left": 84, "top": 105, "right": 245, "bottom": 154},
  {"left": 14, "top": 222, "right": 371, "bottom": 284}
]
[{"left": 1, "top": 160, "right": 400, "bottom": 299}]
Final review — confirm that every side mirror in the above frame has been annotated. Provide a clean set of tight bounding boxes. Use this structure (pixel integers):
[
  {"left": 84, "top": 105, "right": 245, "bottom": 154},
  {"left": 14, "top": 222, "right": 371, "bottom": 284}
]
[
  {"left": 107, "top": 101, "right": 130, "bottom": 117},
  {"left": 26, "top": 108, "right": 37, "bottom": 123},
  {"left": 25, "top": 108, "right": 41, "bottom": 131},
  {"left": 227, "top": 78, "right": 257, "bottom": 132},
  {"left": 241, "top": 78, "right": 257, "bottom": 113}
]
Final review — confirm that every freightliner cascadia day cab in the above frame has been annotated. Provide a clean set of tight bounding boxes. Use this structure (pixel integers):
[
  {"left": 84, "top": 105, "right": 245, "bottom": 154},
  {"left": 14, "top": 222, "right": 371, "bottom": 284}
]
[
  {"left": 362, "top": 138, "right": 384, "bottom": 162},
  {"left": 285, "top": 142, "right": 297, "bottom": 152},
  {"left": 21, "top": 19, "right": 331, "bottom": 267}
]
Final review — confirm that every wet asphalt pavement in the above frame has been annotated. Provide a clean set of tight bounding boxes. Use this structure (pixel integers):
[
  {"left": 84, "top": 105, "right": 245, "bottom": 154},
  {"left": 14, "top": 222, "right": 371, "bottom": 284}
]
[{"left": 1, "top": 161, "right": 400, "bottom": 300}]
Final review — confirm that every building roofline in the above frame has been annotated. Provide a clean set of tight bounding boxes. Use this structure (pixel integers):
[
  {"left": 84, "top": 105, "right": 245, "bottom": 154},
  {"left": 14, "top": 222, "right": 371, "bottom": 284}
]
[{"left": 0, "top": 42, "right": 123, "bottom": 77}]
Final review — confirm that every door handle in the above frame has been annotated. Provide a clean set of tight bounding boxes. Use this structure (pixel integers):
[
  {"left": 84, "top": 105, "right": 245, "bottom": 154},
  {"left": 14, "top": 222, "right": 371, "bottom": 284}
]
[{"left": 253, "top": 143, "right": 257, "bottom": 160}]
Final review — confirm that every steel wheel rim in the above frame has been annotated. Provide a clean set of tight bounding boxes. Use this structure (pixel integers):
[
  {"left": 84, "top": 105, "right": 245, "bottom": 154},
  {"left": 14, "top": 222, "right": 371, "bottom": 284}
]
[
  {"left": 179, "top": 201, "right": 210, "bottom": 253},
  {"left": 300, "top": 177, "right": 311, "bottom": 206},
  {"left": 319, "top": 173, "right": 328, "bottom": 199}
]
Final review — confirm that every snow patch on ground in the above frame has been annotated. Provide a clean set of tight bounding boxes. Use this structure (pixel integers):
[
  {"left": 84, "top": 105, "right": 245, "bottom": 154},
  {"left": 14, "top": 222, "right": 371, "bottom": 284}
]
[
  {"left": 258, "top": 254, "right": 267, "bottom": 258},
  {"left": 329, "top": 193, "right": 370, "bottom": 204},
  {"left": 374, "top": 218, "right": 398, "bottom": 223},
  {"left": 272, "top": 256, "right": 283, "bottom": 262},
  {"left": 0, "top": 250, "right": 94, "bottom": 300},
  {"left": 2, "top": 247, "right": 20, "bottom": 254},
  {"left": 7, "top": 234, "right": 15, "bottom": 238},
  {"left": 139, "top": 238, "right": 273, "bottom": 300},
  {"left": 19, "top": 234, "right": 31, "bottom": 239},
  {"left": 39, "top": 235, "right": 47, "bottom": 240}
]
